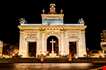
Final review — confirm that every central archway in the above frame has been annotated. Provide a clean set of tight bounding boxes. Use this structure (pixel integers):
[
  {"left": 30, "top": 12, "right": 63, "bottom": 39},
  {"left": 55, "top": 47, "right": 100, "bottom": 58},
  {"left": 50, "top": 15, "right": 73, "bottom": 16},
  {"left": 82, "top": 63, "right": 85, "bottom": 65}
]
[{"left": 47, "top": 36, "right": 59, "bottom": 55}]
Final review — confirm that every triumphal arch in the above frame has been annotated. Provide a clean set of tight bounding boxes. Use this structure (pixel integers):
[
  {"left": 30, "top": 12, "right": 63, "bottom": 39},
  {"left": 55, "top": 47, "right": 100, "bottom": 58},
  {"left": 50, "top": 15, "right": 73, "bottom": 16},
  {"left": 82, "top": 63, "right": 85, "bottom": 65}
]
[{"left": 18, "top": 3, "right": 87, "bottom": 58}]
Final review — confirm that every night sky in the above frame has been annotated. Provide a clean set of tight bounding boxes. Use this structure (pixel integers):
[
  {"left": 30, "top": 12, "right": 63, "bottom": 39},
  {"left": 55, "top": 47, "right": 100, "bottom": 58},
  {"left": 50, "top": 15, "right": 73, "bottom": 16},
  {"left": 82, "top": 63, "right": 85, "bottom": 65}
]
[{"left": 0, "top": 0, "right": 106, "bottom": 50}]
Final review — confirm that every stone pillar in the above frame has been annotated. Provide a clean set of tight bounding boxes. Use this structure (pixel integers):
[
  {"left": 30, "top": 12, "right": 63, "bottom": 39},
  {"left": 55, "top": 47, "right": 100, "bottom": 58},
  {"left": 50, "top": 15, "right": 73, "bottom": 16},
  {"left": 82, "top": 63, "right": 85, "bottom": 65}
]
[
  {"left": 41, "top": 31, "right": 46, "bottom": 55},
  {"left": 64, "top": 31, "right": 69, "bottom": 56},
  {"left": 19, "top": 31, "right": 28, "bottom": 58},
  {"left": 60, "top": 30, "right": 65, "bottom": 56},
  {"left": 81, "top": 30, "right": 87, "bottom": 56},
  {"left": 0, "top": 41, "right": 3, "bottom": 57},
  {"left": 36, "top": 31, "right": 41, "bottom": 56},
  {"left": 36, "top": 30, "right": 46, "bottom": 56},
  {"left": 77, "top": 30, "right": 87, "bottom": 57},
  {"left": 77, "top": 40, "right": 81, "bottom": 57}
]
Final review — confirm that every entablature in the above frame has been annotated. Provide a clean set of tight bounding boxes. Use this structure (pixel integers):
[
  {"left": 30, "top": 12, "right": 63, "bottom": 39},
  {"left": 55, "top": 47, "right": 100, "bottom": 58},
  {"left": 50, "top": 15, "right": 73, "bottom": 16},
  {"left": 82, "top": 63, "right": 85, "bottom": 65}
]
[
  {"left": 18, "top": 24, "right": 86, "bottom": 31},
  {"left": 41, "top": 14, "right": 64, "bottom": 19}
]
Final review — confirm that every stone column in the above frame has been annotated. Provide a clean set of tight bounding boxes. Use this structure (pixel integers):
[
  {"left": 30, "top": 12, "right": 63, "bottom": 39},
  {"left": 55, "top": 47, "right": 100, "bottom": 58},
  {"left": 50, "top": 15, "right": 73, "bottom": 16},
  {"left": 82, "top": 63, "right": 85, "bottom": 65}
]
[
  {"left": 64, "top": 31, "right": 69, "bottom": 56},
  {"left": 37, "top": 30, "right": 46, "bottom": 56},
  {"left": 77, "top": 30, "right": 87, "bottom": 57},
  {"left": 81, "top": 30, "right": 87, "bottom": 56},
  {"left": 19, "top": 31, "right": 28, "bottom": 58},
  {"left": 36, "top": 31, "right": 41, "bottom": 56},
  {"left": 41, "top": 31, "right": 46, "bottom": 55},
  {"left": 0, "top": 41, "right": 3, "bottom": 57},
  {"left": 60, "top": 30, "right": 65, "bottom": 56},
  {"left": 77, "top": 40, "right": 81, "bottom": 57}
]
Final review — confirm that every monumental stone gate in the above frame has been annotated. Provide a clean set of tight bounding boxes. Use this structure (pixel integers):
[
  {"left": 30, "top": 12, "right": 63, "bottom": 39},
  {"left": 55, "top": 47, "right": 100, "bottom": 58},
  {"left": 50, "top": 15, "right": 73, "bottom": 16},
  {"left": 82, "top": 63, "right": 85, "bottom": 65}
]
[{"left": 18, "top": 3, "right": 87, "bottom": 58}]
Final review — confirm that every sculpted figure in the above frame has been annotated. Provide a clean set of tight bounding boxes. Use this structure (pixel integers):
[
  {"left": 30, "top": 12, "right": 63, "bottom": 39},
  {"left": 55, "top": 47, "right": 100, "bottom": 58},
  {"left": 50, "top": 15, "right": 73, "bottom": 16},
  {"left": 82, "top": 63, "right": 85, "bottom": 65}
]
[
  {"left": 79, "top": 18, "right": 84, "bottom": 24},
  {"left": 19, "top": 18, "right": 26, "bottom": 24}
]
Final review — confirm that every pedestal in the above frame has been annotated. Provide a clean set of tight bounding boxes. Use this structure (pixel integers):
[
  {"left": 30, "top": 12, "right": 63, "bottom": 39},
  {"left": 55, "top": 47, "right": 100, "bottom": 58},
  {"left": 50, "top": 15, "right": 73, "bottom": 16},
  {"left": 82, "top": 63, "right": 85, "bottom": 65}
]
[{"left": 47, "top": 51, "right": 59, "bottom": 58}]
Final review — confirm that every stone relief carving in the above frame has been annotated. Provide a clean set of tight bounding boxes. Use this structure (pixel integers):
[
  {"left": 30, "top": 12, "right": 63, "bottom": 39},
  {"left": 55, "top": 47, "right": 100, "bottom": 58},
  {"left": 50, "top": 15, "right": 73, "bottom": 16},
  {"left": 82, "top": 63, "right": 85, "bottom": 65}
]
[
  {"left": 19, "top": 18, "right": 27, "bottom": 24},
  {"left": 68, "top": 32, "right": 79, "bottom": 39},
  {"left": 45, "top": 31, "right": 60, "bottom": 37},
  {"left": 25, "top": 32, "right": 37, "bottom": 41},
  {"left": 78, "top": 18, "right": 85, "bottom": 24}
]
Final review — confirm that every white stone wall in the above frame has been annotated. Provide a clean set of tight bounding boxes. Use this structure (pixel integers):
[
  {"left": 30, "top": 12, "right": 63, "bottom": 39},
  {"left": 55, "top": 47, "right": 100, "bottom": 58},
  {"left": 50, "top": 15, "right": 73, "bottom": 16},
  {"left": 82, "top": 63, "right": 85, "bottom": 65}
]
[
  {"left": 18, "top": 26, "right": 87, "bottom": 58},
  {"left": 19, "top": 30, "right": 38, "bottom": 57},
  {"left": 78, "top": 30, "right": 87, "bottom": 57},
  {"left": 64, "top": 30, "right": 87, "bottom": 57},
  {"left": 19, "top": 31, "right": 28, "bottom": 57}
]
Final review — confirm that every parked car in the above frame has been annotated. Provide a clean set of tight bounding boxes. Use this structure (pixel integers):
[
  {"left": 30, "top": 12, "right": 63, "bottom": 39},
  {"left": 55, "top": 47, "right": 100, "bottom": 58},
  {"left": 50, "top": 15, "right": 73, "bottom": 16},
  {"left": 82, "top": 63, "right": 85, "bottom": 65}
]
[{"left": 89, "top": 50, "right": 104, "bottom": 58}]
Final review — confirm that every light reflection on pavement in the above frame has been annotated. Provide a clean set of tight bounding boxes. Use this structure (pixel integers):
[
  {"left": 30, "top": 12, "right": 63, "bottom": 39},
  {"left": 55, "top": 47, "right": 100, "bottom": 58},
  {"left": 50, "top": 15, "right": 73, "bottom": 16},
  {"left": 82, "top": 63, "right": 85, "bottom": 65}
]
[
  {"left": 14, "top": 63, "right": 93, "bottom": 70},
  {"left": 0, "top": 63, "right": 105, "bottom": 70}
]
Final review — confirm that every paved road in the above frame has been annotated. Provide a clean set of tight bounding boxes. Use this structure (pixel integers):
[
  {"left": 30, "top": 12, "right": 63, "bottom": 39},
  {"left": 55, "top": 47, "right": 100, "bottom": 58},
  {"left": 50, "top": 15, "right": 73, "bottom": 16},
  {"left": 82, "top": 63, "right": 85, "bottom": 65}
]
[{"left": 0, "top": 63, "right": 105, "bottom": 70}]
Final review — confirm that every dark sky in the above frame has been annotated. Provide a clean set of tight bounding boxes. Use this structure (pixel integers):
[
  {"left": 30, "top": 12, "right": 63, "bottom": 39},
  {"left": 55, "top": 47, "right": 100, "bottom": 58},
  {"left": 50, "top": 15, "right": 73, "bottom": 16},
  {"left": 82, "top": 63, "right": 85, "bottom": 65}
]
[{"left": 0, "top": 0, "right": 106, "bottom": 50}]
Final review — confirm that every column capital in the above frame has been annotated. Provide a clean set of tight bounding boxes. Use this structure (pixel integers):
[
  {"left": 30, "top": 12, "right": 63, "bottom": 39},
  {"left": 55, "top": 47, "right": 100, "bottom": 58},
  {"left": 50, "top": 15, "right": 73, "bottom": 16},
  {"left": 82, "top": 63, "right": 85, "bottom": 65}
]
[
  {"left": 20, "top": 30, "right": 25, "bottom": 34},
  {"left": 81, "top": 30, "right": 85, "bottom": 34}
]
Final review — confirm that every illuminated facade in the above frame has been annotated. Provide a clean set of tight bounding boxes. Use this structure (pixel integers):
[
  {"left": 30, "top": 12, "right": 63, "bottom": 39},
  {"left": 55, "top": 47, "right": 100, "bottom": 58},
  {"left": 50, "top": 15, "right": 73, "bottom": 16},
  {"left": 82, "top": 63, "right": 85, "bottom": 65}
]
[{"left": 18, "top": 3, "right": 87, "bottom": 58}]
